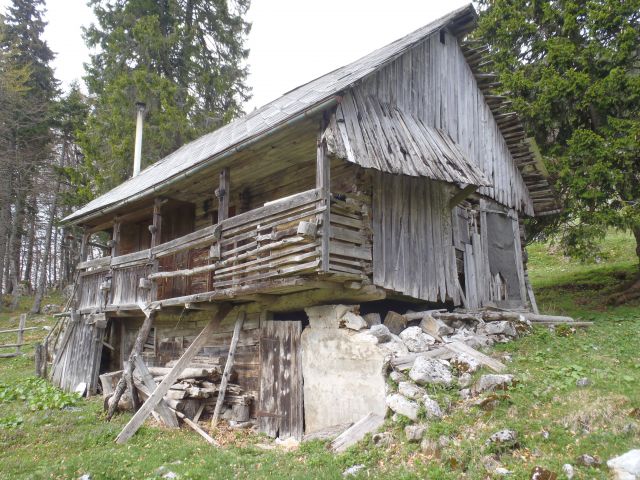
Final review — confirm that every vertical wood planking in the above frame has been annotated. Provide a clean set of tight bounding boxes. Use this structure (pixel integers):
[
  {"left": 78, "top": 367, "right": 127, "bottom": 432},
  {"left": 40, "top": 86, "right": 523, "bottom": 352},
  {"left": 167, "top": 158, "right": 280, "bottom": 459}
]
[
  {"left": 317, "top": 124, "right": 330, "bottom": 272},
  {"left": 217, "top": 168, "right": 230, "bottom": 223}
]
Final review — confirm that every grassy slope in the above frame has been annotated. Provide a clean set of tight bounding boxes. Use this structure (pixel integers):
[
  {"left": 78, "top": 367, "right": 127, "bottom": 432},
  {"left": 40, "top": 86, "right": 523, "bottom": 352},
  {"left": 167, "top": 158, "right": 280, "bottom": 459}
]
[{"left": 0, "top": 232, "right": 638, "bottom": 479}]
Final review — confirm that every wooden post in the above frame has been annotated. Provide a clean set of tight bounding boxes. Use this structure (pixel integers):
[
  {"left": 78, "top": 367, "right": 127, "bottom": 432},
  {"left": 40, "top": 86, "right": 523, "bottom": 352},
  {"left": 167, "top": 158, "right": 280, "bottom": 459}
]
[
  {"left": 111, "top": 218, "right": 121, "bottom": 257},
  {"left": 79, "top": 229, "right": 90, "bottom": 262},
  {"left": 115, "top": 303, "right": 233, "bottom": 444},
  {"left": 132, "top": 353, "right": 179, "bottom": 428},
  {"left": 16, "top": 314, "right": 26, "bottom": 355},
  {"left": 316, "top": 122, "right": 330, "bottom": 272},
  {"left": 150, "top": 198, "right": 163, "bottom": 248},
  {"left": 211, "top": 310, "right": 245, "bottom": 428},
  {"left": 106, "top": 305, "right": 155, "bottom": 421},
  {"left": 216, "top": 168, "right": 230, "bottom": 223}
]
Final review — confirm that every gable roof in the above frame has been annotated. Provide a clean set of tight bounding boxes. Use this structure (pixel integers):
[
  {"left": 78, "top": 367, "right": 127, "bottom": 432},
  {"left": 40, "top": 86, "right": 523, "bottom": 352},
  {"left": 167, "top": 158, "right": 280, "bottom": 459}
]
[{"left": 64, "top": 4, "right": 478, "bottom": 224}]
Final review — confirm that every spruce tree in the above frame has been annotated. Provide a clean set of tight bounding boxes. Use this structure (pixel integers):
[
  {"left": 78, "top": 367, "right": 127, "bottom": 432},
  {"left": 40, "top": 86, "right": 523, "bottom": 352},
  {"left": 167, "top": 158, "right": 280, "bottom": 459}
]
[
  {"left": 81, "top": 0, "right": 252, "bottom": 192},
  {"left": 475, "top": 0, "right": 640, "bottom": 296}
]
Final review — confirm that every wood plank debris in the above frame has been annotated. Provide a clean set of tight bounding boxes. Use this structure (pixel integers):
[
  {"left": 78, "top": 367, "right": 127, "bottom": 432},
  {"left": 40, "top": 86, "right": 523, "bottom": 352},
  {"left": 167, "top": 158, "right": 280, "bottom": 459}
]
[
  {"left": 330, "top": 413, "right": 385, "bottom": 453},
  {"left": 132, "top": 354, "right": 179, "bottom": 428},
  {"left": 115, "top": 303, "right": 232, "bottom": 444}
]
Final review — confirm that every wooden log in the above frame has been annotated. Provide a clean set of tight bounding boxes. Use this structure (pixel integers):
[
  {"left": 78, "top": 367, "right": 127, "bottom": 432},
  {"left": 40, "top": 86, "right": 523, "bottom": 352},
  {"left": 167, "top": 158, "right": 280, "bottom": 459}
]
[
  {"left": 402, "top": 310, "right": 447, "bottom": 321},
  {"left": 106, "top": 305, "right": 156, "bottom": 421},
  {"left": 147, "top": 367, "right": 221, "bottom": 381},
  {"left": 211, "top": 311, "right": 245, "bottom": 428},
  {"left": 115, "top": 303, "right": 233, "bottom": 444},
  {"left": 217, "top": 168, "right": 230, "bottom": 223},
  {"left": 330, "top": 413, "right": 384, "bottom": 453},
  {"left": 132, "top": 354, "right": 179, "bottom": 428},
  {"left": 524, "top": 313, "right": 575, "bottom": 323}
]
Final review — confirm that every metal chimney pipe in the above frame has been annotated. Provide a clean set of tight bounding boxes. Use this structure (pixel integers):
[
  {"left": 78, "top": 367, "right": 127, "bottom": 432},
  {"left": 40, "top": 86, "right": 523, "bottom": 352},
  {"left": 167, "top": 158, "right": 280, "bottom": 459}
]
[{"left": 133, "top": 101, "right": 146, "bottom": 177}]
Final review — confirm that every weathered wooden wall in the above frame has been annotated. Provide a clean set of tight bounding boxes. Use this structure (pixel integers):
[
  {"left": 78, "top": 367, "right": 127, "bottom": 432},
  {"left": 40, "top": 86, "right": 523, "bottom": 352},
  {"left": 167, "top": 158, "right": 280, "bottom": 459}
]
[
  {"left": 372, "top": 173, "right": 459, "bottom": 304},
  {"left": 357, "top": 30, "right": 534, "bottom": 216}
]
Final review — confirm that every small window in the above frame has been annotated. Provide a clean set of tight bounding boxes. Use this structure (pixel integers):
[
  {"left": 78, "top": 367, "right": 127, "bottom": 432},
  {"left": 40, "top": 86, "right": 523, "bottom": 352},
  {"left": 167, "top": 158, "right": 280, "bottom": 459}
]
[{"left": 439, "top": 29, "right": 446, "bottom": 44}]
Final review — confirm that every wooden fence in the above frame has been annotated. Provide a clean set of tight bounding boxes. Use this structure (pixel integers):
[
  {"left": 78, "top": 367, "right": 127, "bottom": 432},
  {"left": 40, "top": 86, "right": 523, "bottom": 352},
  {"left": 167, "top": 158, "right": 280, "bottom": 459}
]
[{"left": 0, "top": 314, "right": 39, "bottom": 358}]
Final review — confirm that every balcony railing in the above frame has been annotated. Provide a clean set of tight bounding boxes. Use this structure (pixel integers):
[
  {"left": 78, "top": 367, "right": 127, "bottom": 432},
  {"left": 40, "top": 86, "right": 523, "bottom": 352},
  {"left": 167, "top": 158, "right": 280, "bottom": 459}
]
[{"left": 74, "top": 188, "right": 376, "bottom": 313}]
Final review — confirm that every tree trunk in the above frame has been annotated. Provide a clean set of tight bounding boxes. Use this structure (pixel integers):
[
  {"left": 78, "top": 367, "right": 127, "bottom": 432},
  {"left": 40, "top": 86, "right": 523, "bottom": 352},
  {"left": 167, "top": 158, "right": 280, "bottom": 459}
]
[
  {"left": 22, "top": 201, "right": 37, "bottom": 289},
  {"left": 9, "top": 189, "right": 26, "bottom": 310},
  {"left": 32, "top": 194, "right": 57, "bottom": 313},
  {"left": 0, "top": 201, "right": 11, "bottom": 298}
]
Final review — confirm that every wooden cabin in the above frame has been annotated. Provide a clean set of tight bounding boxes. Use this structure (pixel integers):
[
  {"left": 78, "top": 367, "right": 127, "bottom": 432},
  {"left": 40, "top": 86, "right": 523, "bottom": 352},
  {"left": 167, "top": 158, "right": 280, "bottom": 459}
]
[{"left": 51, "top": 5, "right": 557, "bottom": 439}]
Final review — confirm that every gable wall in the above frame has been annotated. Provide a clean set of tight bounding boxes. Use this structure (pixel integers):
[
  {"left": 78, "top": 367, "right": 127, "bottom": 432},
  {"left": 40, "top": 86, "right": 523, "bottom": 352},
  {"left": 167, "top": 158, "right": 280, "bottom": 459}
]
[{"left": 357, "top": 30, "right": 534, "bottom": 216}]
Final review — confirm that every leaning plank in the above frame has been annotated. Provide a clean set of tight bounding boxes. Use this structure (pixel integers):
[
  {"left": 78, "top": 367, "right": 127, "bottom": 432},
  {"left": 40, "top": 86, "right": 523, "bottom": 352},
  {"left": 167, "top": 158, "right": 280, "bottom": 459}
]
[
  {"left": 106, "top": 304, "right": 156, "bottom": 421},
  {"left": 391, "top": 348, "right": 453, "bottom": 371},
  {"left": 330, "top": 413, "right": 385, "bottom": 453},
  {"left": 211, "top": 310, "right": 245, "bottom": 428},
  {"left": 173, "top": 409, "right": 219, "bottom": 446},
  {"left": 132, "top": 354, "right": 179, "bottom": 428},
  {"left": 443, "top": 341, "right": 506, "bottom": 373},
  {"left": 115, "top": 303, "right": 233, "bottom": 444}
]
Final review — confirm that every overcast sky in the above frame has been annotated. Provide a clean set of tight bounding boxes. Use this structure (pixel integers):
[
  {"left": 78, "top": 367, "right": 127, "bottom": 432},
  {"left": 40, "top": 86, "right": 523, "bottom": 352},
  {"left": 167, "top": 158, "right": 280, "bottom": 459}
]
[{"left": 0, "top": 0, "right": 469, "bottom": 111}]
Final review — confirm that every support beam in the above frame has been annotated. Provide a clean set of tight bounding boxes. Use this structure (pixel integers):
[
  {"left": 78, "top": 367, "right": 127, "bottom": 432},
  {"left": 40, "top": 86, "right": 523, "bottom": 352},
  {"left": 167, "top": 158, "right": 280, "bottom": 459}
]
[
  {"left": 115, "top": 303, "right": 233, "bottom": 444},
  {"left": 150, "top": 198, "right": 163, "bottom": 249},
  {"left": 316, "top": 121, "right": 330, "bottom": 272},
  {"left": 80, "top": 229, "right": 90, "bottom": 262},
  {"left": 111, "top": 218, "right": 121, "bottom": 257},
  {"left": 216, "top": 168, "right": 230, "bottom": 223},
  {"left": 449, "top": 184, "right": 478, "bottom": 209},
  {"left": 106, "top": 305, "right": 155, "bottom": 420},
  {"left": 211, "top": 311, "right": 245, "bottom": 428}
]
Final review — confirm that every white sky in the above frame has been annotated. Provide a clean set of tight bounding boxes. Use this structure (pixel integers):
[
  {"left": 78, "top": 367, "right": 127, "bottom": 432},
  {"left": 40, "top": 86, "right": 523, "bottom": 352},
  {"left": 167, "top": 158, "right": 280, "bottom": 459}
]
[{"left": 0, "top": 0, "right": 469, "bottom": 111}]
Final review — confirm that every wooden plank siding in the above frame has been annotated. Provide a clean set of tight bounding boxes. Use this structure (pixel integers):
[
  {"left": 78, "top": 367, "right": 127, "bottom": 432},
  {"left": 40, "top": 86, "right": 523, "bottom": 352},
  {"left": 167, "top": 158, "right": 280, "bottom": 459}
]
[{"left": 372, "top": 174, "right": 459, "bottom": 304}]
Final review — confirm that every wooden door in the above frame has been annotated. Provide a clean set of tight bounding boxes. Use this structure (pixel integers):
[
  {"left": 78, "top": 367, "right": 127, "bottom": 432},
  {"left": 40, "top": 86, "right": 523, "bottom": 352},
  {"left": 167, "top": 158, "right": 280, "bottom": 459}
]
[{"left": 258, "top": 320, "right": 303, "bottom": 440}]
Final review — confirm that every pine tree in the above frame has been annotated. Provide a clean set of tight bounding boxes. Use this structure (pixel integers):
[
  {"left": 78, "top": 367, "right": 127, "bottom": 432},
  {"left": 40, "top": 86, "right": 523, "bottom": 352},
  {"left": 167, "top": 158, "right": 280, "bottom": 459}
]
[
  {"left": 475, "top": 0, "right": 640, "bottom": 295},
  {"left": 81, "top": 0, "right": 251, "bottom": 192}
]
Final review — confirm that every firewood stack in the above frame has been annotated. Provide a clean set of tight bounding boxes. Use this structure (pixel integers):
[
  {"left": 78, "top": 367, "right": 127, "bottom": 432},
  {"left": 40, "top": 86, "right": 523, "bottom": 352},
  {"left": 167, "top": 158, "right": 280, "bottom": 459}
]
[{"left": 100, "top": 364, "right": 253, "bottom": 425}]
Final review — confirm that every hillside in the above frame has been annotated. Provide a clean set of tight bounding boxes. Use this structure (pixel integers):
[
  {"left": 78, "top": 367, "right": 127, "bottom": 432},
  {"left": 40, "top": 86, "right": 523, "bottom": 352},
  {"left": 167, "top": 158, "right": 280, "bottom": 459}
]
[{"left": 0, "top": 232, "right": 638, "bottom": 479}]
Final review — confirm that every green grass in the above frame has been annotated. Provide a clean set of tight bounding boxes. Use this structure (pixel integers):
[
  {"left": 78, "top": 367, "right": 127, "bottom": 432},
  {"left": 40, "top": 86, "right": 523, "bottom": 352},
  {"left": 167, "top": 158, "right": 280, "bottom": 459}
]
[{"left": 1, "top": 233, "right": 639, "bottom": 479}]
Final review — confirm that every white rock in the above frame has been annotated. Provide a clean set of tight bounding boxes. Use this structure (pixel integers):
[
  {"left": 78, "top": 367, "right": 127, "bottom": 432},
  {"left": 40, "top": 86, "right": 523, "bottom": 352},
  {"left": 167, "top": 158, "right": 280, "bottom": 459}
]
[
  {"left": 562, "top": 464, "right": 575, "bottom": 479},
  {"left": 494, "top": 467, "right": 512, "bottom": 475},
  {"left": 398, "top": 381, "right": 426, "bottom": 400},
  {"left": 473, "top": 374, "right": 515, "bottom": 394},
  {"left": 342, "top": 311, "right": 367, "bottom": 331},
  {"left": 275, "top": 436, "right": 300, "bottom": 451},
  {"left": 607, "top": 449, "right": 640, "bottom": 480},
  {"left": 422, "top": 394, "right": 443, "bottom": 419},
  {"left": 352, "top": 331, "right": 379, "bottom": 344},
  {"left": 377, "top": 334, "right": 409, "bottom": 356},
  {"left": 404, "top": 424, "right": 426, "bottom": 442},
  {"left": 419, "top": 314, "right": 454, "bottom": 337},
  {"left": 399, "top": 327, "right": 436, "bottom": 352},
  {"left": 409, "top": 357, "right": 453, "bottom": 386},
  {"left": 369, "top": 324, "right": 392, "bottom": 343},
  {"left": 389, "top": 370, "right": 405, "bottom": 383},
  {"left": 343, "top": 464, "right": 365, "bottom": 477},
  {"left": 305, "top": 305, "right": 357, "bottom": 329},
  {"left": 485, "top": 429, "right": 518, "bottom": 448},
  {"left": 386, "top": 393, "right": 419, "bottom": 421},
  {"left": 452, "top": 353, "right": 481, "bottom": 373},
  {"left": 458, "top": 372, "right": 473, "bottom": 388},
  {"left": 484, "top": 321, "right": 517, "bottom": 337}
]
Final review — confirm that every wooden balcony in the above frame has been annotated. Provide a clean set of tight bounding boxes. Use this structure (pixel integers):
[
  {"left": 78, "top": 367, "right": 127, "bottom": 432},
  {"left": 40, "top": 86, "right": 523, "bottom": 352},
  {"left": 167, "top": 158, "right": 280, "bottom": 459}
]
[{"left": 73, "top": 188, "right": 372, "bottom": 314}]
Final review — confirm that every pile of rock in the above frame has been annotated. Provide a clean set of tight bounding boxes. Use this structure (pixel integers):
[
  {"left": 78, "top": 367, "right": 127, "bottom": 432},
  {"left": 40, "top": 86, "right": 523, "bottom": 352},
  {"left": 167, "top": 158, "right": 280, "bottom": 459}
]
[{"left": 305, "top": 305, "right": 530, "bottom": 446}]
